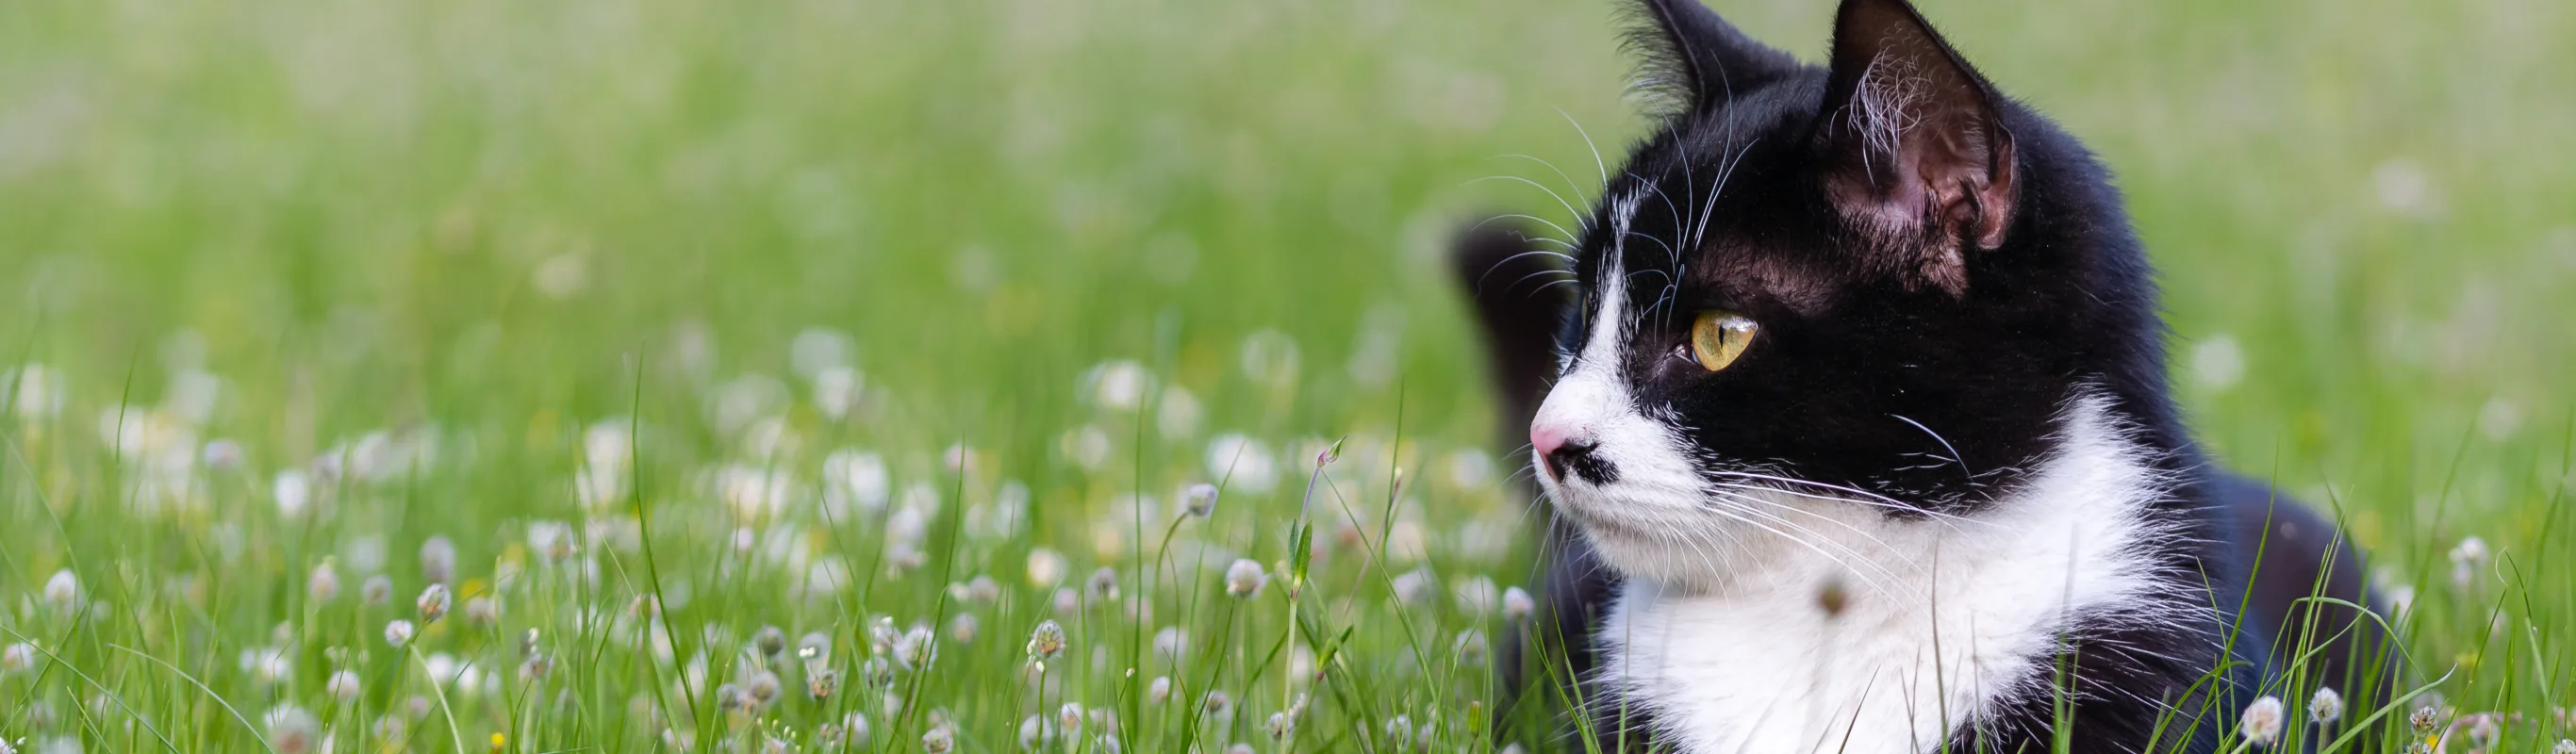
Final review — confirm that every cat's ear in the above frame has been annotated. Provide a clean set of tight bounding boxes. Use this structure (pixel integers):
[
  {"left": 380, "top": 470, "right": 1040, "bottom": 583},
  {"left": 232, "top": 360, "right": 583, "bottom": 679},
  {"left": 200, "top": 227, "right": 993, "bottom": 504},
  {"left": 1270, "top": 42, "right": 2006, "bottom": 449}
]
[
  {"left": 1625, "top": 0, "right": 1800, "bottom": 113},
  {"left": 1812, "top": 0, "right": 2017, "bottom": 295}
]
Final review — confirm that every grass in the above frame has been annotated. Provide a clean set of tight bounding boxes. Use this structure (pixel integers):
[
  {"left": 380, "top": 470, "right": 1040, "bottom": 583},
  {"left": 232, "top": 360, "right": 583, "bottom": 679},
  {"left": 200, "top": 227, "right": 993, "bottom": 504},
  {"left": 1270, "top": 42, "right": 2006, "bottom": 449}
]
[{"left": 1, "top": 0, "right": 2572, "bottom": 750}]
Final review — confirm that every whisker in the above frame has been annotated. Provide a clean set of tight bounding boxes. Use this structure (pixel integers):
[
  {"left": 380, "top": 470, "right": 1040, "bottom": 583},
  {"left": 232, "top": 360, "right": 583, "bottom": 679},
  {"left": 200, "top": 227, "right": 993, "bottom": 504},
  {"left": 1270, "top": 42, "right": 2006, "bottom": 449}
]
[
  {"left": 1493, "top": 153, "right": 1597, "bottom": 212},
  {"left": 1471, "top": 213, "right": 1581, "bottom": 249},
  {"left": 1468, "top": 175, "right": 1594, "bottom": 235}
]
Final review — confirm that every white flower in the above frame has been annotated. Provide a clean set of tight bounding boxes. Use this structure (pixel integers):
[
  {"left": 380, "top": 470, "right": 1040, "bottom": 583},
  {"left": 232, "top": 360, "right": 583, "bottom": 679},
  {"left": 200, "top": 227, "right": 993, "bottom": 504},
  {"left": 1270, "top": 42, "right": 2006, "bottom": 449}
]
[
  {"left": 2450, "top": 535, "right": 2490, "bottom": 590},
  {"left": 419, "top": 536, "right": 456, "bottom": 585},
  {"left": 273, "top": 470, "right": 312, "bottom": 517},
  {"left": 1026, "top": 620, "right": 1066, "bottom": 661},
  {"left": 1204, "top": 434, "right": 1278, "bottom": 494},
  {"left": 239, "top": 647, "right": 291, "bottom": 684},
  {"left": 42, "top": 569, "right": 77, "bottom": 612},
  {"left": 2240, "top": 695, "right": 2285, "bottom": 746},
  {"left": 1084, "top": 360, "right": 1153, "bottom": 411},
  {"left": 1147, "top": 676, "right": 1173, "bottom": 704},
  {"left": 1223, "top": 560, "right": 1267, "bottom": 598},
  {"left": 3, "top": 642, "right": 40, "bottom": 674},
  {"left": 307, "top": 563, "right": 341, "bottom": 603},
  {"left": 266, "top": 705, "right": 320, "bottom": 754},
  {"left": 1026, "top": 549, "right": 1067, "bottom": 585},
  {"left": 790, "top": 327, "right": 852, "bottom": 378},
  {"left": 2308, "top": 686, "right": 2343, "bottom": 726},
  {"left": 385, "top": 619, "right": 416, "bottom": 647},
  {"left": 813, "top": 367, "right": 865, "bottom": 419},
  {"left": 1502, "top": 586, "right": 1536, "bottom": 622},
  {"left": 327, "top": 670, "right": 363, "bottom": 702},
  {"left": 1181, "top": 484, "right": 1220, "bottom": 518},
  {"left": 528, "top": 521, "right": 578, "bottom": 563},
  {"left": 1453, "top": 576, "right": 1499, "bottom": 615},
  {"left": 716, "top": 464, "right": 797, "bottom": 520},
  {"left": 416, "top": 584, "right": 451, "bottom": 624},
  {"left": 822, "top": 450, "right": 891, "bottom": 514}
]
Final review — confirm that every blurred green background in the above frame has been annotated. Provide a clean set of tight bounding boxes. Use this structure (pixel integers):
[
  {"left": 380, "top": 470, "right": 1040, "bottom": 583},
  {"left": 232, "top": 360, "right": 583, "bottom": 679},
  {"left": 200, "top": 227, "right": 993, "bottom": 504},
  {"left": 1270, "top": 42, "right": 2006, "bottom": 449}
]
[{"left": 3, "top": 0, "right": 2573, "bottom": 747}]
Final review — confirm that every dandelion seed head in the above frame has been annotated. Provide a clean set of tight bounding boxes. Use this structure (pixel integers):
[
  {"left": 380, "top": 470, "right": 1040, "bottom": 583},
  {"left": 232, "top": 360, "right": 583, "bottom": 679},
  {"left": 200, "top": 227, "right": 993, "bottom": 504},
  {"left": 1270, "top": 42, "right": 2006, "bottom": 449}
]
[
  {"left": 464, "top": 596, "right": 500, "bottom": 627},
  {"left": 840, "top": 712, "right": 871, "bottom": 747},
  {"left": 1152, "top": 626, "right": 1188, "bottom": 664},
  {"left": 2411, "top": 703, "right": 2441, "bottom": 733},
  {"left": 1223, "top": 559, "right": 1267, "bottom": 598},
  {"left": 894, "top": 625, "right": 936, "bottom": 669},
  {"left": 2239, "top": 696, "right": 2284, "bottom": 745},
  {"left": 1088, "top": 566, "right": 1121, "bottom": 601},
  {"left": 966, "top": 575, "right": 1001, "bottom": 603},
  {"left": 2308, "top": 686, "right": 2343, "bottom": 726},
  {"left": 1018, "top": 715, "right": 1054, "bottom": 749},
  {"left": 1502, "top": 586, "right": 1535, "bottom": 622},
  {"left": 1452, "top": 576, "right": 1498, "bottom": 615},
  {"left": 42, "top": 569, "right": 77, "bottom": 612},
  {"left": 266, "top": 706, "right": 320, "bottom": 754},
  {"left": 805, "top": 665, "right": 837, "bottom": 699},
  {"left": 1454, "top": 630, "right": 1490, "bottom": 666},
  {"left": 920, "top": 724, "right": 955, "bottom": 754},
  {"left": 1, "top": 642, "right": 37, "bottom": 674},
  {"left": 416, "top": 583, "right": 451, "bottom": 624},
  {"left": 273, "top": 470, "right": 312, "bottom": 517},
  {"left": 1084, "top": 360, "right": 1153, "bottom": 411},
  {"left": 861, "top": 656, "right": 894, "bottom": 689},
  {"left": 1390, "top": 567, "right": 1433, "bottom": 606},
  {"left": 307, "top": 563, "right": 342, "bottom": 603},
  {"left": 1027, "top": 549, "right": 1067, "bottom": 585},
  {"left": 519, "top": 653, "right": 553, "bottom": 684},
  {"left": 420, "top": 536, "right": 457, "bottom": 585},
  {"left": 1181, "top": 483, "right": 1220, "bottom": 518},
  {"left": 747, "top": 670, "right": 783, "bottom": 707},
  {"left": 1027, "top": 619, "right": 1066, "bottom": 661},
  {"left": 1204, "top": 434, "right": 1278, "bottom": 494}
]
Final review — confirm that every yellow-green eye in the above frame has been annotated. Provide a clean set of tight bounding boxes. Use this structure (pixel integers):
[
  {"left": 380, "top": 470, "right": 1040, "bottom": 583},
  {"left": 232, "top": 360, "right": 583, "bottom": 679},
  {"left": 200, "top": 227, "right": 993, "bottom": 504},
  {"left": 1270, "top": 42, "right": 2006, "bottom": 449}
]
[{"left": 1689, "top": 310, "right": 1759, "bottom": 371}]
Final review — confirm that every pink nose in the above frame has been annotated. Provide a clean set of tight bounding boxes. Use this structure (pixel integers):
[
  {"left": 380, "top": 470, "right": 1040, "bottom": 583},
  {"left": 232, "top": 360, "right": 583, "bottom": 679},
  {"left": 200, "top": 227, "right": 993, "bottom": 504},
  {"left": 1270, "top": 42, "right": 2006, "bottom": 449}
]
[{"left": 1531, "top": 422, "right": 1573, "bottom": 460}]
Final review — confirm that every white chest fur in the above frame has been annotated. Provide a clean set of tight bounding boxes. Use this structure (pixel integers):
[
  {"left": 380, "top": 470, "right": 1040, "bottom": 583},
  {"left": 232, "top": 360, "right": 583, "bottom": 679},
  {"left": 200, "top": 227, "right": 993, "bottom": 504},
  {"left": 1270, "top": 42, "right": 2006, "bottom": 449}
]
[{"left": 1592, "top": 399, "right": 2190, "bottom": 754}]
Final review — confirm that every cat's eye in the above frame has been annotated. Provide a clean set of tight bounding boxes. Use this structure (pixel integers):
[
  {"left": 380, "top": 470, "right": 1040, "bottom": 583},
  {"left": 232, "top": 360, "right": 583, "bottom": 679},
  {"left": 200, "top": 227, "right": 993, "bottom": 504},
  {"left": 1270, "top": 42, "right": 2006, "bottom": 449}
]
[{"left": 1688, "top": 310, "right": 1759, "bottom": 371}]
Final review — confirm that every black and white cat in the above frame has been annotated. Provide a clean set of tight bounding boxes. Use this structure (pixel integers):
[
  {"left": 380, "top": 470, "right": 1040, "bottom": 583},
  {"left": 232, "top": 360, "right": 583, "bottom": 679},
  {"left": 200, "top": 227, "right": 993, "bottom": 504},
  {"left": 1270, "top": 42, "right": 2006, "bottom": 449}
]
[{"left": 1456, "top": 0, "right": 2386, "bottom": 751}]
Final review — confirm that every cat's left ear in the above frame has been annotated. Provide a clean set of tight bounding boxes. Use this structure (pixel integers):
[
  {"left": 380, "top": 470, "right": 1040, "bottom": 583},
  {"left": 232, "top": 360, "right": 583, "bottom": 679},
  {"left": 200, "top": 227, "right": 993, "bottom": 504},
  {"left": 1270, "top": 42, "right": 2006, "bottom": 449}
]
[{"left": 1812, "top": 0, "right": 2017, "bottom": 295}]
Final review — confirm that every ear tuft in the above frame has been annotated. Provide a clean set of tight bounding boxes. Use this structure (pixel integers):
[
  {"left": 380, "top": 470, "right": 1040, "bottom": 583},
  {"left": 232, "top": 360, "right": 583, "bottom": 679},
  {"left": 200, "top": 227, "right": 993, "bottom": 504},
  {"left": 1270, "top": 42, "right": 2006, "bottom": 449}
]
[
  {"left": 1622, "top": 0, "right": 1801, "bottom": 114},
  {"left": 1813, "top": 0, "right": 2017, "bottom": 295}
]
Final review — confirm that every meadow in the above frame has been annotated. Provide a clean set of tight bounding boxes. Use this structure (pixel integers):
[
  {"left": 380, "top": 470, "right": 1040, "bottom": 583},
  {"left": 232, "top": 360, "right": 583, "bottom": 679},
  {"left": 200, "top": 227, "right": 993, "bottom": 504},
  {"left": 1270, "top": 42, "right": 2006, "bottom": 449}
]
[{"left": 2, "top": 0, "right": 2573, "bottom": 751}]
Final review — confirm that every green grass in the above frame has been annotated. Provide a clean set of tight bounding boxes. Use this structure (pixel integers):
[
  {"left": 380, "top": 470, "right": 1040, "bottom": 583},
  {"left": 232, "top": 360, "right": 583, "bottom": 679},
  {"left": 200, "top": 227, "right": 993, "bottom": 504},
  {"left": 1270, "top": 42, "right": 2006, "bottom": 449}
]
[{"left": 2, "top": 0, "right": 2572, "bottom": 750}]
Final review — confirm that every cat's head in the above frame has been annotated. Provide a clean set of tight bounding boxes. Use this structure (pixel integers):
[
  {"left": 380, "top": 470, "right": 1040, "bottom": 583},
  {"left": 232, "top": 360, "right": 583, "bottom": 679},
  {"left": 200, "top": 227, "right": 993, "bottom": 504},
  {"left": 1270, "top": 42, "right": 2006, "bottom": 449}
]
[{"left": 1529, "top": 0, "right": 2172, "bottom": 581}]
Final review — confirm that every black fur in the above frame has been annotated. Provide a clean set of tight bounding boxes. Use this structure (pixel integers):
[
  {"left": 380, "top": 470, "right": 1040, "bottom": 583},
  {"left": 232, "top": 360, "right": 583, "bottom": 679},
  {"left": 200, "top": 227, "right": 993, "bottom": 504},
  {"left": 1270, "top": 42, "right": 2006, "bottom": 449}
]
[{"left": 1454, "top": 0, "right": 2390, "bottom": 750}]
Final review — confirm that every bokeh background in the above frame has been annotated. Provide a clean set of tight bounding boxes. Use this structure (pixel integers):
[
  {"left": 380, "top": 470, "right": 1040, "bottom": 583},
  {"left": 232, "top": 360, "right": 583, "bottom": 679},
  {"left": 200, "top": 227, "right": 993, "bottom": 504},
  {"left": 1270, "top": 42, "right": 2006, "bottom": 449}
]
[{"left": 4, "top": 0, "right": 2573, "bottom": 749}]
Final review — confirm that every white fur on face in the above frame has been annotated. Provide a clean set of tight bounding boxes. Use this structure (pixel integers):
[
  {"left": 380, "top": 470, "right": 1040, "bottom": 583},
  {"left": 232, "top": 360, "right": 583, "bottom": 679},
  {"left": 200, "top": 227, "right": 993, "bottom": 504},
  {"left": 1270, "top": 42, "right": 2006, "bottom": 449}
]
[
  {"left": 1531, "top": 189, "right": 1735, "bottom": 585},
  {"left": 1592, "top": 395, "right": 2192, "bottom": 754}
]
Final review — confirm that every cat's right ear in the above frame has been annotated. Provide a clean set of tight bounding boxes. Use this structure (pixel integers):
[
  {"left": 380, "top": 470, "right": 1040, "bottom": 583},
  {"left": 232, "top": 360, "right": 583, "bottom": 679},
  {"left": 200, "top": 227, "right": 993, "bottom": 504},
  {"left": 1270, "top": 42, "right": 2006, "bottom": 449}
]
[{"left": 1625, "top": 0, "right": 1801, "bottom": 113}]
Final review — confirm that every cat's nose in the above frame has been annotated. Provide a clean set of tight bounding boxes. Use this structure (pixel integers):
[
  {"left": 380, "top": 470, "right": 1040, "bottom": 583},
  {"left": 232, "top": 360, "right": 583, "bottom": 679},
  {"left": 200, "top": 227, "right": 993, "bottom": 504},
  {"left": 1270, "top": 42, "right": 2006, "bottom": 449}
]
[{"left": 1532, "top": 423, "right": 1597, "bottom": 480}]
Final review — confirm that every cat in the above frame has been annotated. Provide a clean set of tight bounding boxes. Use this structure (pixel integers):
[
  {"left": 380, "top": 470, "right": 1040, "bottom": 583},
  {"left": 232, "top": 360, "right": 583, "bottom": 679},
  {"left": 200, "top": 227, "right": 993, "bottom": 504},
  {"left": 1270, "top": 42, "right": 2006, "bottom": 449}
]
[{"left": 1454, "top": 0, "right": 2389, "bottom": 751}]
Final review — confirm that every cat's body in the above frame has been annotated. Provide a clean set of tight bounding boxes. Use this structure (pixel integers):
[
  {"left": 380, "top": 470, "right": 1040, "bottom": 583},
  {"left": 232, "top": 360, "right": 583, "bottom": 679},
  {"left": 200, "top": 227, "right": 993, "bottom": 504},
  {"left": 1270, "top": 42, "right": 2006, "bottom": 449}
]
[{"left": 1455, "top": 1, "right": 2385, "bottom": 751}]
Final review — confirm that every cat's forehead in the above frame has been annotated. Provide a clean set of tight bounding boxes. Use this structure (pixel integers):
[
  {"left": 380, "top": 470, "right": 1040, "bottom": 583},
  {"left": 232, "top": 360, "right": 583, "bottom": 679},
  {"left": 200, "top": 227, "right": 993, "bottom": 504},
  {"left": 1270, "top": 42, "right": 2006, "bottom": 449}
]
[{"left": 1587, "top": 98, "right": 1848, "bottom": 314}]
